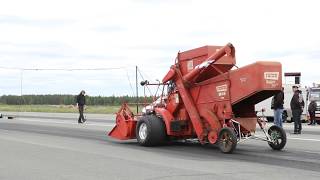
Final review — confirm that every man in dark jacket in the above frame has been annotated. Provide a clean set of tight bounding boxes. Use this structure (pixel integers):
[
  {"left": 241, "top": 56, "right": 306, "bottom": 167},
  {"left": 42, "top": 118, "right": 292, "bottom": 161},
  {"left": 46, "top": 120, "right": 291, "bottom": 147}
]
[
  {"left": 290, "top": 86, "right": 302, "bottom": 134},
  {"left": 308, "top": 98, "right": 317, "bottom": 125},
  {"left": 272, "top": 87, "right": 284, "bottom": 127},
  {"left": 76, "top": 90, "right": 86, "bottom": 123}
]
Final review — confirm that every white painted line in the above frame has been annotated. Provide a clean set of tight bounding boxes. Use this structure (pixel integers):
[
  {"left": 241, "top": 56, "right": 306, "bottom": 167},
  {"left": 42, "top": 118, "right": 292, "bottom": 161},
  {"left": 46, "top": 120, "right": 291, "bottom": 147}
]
[
  {"left": 86, "top": 123, "right": 114, "bottom": 127},
  {"left": 10, "top": 118, "right": 115, "bottom": 127},
  {"left": 288, "top": 137, "right": 320, "bottom": 142}
]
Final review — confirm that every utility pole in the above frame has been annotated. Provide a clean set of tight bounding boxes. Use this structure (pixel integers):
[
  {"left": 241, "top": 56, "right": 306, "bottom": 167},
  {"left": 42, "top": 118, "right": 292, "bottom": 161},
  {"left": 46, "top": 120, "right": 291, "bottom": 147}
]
[{"left": 136, "top": 66, "right": 138, "bottom": 114}]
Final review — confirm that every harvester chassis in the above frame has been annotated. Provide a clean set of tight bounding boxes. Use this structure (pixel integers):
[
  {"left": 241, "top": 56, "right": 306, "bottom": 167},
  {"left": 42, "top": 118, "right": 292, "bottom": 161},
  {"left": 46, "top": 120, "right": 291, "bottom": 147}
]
[{"left": 108, "top": 42, "right": 287, "bottom": 153}]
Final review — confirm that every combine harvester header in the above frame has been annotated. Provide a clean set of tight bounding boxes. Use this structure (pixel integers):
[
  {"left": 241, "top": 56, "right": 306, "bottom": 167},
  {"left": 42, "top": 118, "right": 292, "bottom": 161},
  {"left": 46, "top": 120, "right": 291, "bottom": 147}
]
[{"left": 109, "top": 43, "right": 286, "bottom": 153}]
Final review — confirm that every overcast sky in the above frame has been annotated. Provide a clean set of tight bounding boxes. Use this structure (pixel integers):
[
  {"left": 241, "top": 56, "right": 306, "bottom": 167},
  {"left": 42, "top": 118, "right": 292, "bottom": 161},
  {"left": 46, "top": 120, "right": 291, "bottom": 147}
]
[{"left": 0, "top": 0, "right": 319, "bottom": 96}]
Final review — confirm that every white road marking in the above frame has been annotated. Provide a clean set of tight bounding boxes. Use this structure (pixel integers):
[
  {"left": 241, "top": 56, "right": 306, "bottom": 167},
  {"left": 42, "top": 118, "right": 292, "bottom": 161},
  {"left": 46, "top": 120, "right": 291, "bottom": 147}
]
[
  {"left": 8, "top": 118, "right": 115, "bottom": 127},
  {"left": 287, "top": 137, "right": 320, "bottom": 142}
]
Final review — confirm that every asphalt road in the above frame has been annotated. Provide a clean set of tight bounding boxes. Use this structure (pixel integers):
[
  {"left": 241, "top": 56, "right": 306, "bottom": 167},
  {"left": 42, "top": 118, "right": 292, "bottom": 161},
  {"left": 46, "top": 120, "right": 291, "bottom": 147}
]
[{"left": 1, "top": 114, "right": 320, "bottom": 180}]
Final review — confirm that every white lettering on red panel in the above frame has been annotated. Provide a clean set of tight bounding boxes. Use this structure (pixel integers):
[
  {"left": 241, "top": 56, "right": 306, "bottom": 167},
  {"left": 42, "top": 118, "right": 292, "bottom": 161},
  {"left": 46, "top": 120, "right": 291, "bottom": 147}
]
[
  {"left": 216, "top": 84, "right": 228, "bottom": 98},
  {"left": 264, "top": 72, "right": 279, "bottom": 80},
  {"left": 264, "top": 72, "right": 279, "bottom": 86}
]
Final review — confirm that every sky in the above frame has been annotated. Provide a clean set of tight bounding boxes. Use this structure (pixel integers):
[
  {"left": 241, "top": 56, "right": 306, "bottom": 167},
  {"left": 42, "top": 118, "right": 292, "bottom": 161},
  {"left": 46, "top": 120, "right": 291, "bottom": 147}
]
[{"left": 0, "top": 0, "right": 320, "bottom": 96}]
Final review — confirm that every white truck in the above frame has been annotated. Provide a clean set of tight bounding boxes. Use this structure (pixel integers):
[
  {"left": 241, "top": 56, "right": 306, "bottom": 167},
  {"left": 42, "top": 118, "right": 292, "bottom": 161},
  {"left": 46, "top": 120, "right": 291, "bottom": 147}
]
[{"left": 306, "top": 85, "right": 320, "bottom": 124}]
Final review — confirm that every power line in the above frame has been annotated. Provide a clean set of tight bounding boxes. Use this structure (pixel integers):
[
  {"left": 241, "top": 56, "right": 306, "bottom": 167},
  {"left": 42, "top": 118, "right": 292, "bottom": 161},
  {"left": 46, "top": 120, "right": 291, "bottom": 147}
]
[
  {"left": 124, "top": 68, "right": 136, "bottom": 97},
  {"left": 0, "top": 66, "right": 126, "bottom": 71},
  {"left": 137, "top": 67, "right": 154, "bottom": 96},
  {"left": 0, "top": 65, "right": 138, "bottom": 96}
]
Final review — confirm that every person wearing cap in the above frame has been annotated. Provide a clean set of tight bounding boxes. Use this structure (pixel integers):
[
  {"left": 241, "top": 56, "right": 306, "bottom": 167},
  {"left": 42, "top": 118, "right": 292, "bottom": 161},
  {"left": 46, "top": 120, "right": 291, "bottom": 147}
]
[
  {"left": 76, "top": 90, "right": 86, "bottom": 123},
  {"left": 290, "top": 86, "right": 302, "bottom": 134}
]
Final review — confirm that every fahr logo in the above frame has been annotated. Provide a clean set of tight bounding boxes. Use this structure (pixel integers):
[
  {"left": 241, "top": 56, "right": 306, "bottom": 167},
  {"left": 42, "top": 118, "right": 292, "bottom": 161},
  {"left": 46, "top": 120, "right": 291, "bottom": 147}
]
[
  {"left": 264, "top": 72, "right": 279, "bottom": 80},
  {"left": 264, "top": 72, "right": 279, "bottom": 86},
  {"left": 216, "top": 84, "right": 228, "bottom": 98}
]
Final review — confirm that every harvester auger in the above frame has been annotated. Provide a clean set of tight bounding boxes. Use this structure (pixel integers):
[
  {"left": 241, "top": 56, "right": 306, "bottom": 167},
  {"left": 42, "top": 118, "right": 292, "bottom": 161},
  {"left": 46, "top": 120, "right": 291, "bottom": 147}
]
[{"left": 109, "top": 43, "right": 287, "bottom": 153}]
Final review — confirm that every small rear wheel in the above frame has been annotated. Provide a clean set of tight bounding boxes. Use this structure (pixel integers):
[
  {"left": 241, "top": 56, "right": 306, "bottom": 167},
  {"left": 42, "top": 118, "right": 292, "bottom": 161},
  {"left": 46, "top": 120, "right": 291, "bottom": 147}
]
[
  {"left": 268, "top": 125, "right": 287, "bottom": 150},
  {"left": 136, "top": 115, "right": 166, "bottom": 146},
  {"left": 218, "top": 127, "right": 237, "bottom": 153}
]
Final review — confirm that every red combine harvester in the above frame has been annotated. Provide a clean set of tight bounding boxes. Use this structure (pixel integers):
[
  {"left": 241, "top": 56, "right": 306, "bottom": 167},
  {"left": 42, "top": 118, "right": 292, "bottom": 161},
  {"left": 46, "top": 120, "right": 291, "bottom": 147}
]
[{"left": 109, "top": 43, "right": 286, "bottom": 153}]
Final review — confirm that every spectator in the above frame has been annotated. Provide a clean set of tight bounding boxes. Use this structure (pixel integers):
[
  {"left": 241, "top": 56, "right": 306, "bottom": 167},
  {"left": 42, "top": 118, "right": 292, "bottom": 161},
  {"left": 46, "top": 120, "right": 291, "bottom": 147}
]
[
  {"left": 76, "top": 90, "right": 86, "bottom": 123},
  {"left": 308, "top": 98, "right": 317, "bottom": 125},
  {"left": 290, "top": 86, "right": 302, "bottom": 134},
  {"left": 271, "top": 87, "right": 284, "bottom": 127}
]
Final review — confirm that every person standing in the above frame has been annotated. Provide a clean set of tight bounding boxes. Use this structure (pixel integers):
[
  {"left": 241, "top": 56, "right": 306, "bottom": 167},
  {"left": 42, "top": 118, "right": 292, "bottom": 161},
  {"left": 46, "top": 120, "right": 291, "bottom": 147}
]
[
  {"left": 272, "top": 87, "right": 284, "bottom": 127},
  {"left": 290, "top": 86, "right": 302, "bottom": 134},
  {"left": 76, "top": 90, "right": 86, "bottom": 123},
  {"left": 308, "top": 98, "right": 317, "bottom": 125}
]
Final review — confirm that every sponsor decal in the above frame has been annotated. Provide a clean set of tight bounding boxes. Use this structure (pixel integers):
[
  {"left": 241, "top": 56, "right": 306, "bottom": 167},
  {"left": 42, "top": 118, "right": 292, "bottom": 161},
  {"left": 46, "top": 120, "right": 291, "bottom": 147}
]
[
  {"left": 240, "top": 77, "right": 247, "bottom": 83},
  {"left": 187, "top": 60, "right": 193, "bottom": 71},
  {"left": 266, "top": 80, "right": 276, "bottom": 84},
  {"left": 264, "top": 72, "right": 279, "bottom": 80},
  {"left": 216, "top": 84, "right": 228, "bottom": 98}
]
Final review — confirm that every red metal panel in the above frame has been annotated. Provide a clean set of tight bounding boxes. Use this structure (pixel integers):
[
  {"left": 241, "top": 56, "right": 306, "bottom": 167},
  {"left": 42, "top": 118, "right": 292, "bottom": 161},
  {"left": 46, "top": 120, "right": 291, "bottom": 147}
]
[
  {"left": 229, "top": 61, "right": 282, "bottom": 105},
  {"left": 178, "top": 45, "right": 236, "bottom": 79}
]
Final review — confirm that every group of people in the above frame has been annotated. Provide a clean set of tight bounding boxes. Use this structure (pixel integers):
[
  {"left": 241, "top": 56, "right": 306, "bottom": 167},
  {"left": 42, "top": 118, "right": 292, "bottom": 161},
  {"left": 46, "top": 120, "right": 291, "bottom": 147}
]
[{"left": 272, "top": 86, "right": 316, "bottom": 134}]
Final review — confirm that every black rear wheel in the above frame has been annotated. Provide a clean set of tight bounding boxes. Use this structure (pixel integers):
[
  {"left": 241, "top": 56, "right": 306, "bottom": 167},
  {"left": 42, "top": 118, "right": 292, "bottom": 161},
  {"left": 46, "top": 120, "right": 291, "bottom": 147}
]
[
  {"left": 136, "top": 115, "right": 167, "bottom": 146},
  {"left": 218, "top": 127, "right": 237, "bottom": 153},
  {"left": 268, "top": 125, "right": 287, "bottom": 150}
]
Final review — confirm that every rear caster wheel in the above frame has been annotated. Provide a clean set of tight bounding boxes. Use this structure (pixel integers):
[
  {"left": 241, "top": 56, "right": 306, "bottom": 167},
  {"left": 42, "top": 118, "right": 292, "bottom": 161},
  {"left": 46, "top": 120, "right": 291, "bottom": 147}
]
[
  {"left": 268, "top": 125, "right": 286, "bottom": 150},
  {"left": 218, "top": 127, "right": 237, "bottom": 153}
]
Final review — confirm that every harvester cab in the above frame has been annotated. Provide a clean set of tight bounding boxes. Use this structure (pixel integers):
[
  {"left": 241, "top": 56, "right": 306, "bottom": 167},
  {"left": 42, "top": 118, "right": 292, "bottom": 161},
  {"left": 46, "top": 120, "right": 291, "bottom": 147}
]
[{"left": 109, "top": 43, "right": 287, "bottom": 153}]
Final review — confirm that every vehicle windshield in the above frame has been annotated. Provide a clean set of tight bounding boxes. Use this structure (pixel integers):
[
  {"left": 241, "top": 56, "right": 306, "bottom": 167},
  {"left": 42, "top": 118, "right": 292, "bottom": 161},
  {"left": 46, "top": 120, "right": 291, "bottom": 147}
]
[{"left": 310, "top": 89, "right": 320, "bottom": 101}]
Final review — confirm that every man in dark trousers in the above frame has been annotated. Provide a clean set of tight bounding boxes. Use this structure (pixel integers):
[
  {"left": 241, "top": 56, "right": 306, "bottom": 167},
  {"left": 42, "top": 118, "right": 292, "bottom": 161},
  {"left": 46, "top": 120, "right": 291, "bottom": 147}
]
[
  {"left": 272, "top": 87, "right": 284, "bottom": 127},
  {"left": 290, "top": 86, "right": 302, "bottom": 134},
  {"left": 76, "top": 90, "right": 86, "bottom": 123},
  {"left": 308, "top": 98, "right": 317, "bottom": 125}
]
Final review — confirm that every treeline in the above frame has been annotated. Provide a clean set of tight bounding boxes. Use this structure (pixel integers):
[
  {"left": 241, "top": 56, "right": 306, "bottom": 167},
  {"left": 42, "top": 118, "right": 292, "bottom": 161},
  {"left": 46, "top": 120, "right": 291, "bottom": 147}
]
[{"left": 0, "top": 95, "right": 154, "bottom": 106}]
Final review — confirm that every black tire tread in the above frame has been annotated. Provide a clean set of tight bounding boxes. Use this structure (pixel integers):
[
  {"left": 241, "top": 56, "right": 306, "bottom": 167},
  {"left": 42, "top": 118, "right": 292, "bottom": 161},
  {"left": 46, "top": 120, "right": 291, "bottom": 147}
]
[
  {"left": 268, "top": 125, "right": 287, "bottom": 150},
  {"left": 136, "top": 115, "right": 166, "bottom": 146},
  {"left": 218, "top": 127, "right": 237, "bottom": 154}
]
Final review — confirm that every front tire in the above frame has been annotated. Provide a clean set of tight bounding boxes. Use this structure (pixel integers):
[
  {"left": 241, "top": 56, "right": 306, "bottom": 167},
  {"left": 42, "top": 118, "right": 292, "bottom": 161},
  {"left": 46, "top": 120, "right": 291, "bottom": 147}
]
[
  {"left": 136, "top": 115, "right": 166, "bottom": 146},
  {"left": 268, "top": 125, "right": 287, "bottom": 150},
  {"left": 218, "top": 127, "right": 237, "bottom": 153}
]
